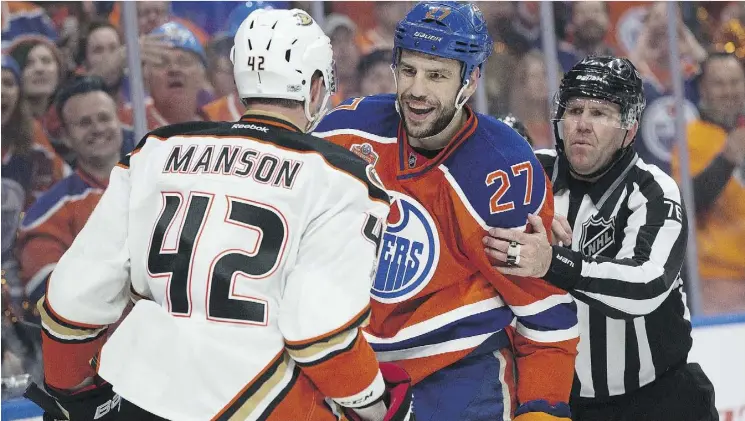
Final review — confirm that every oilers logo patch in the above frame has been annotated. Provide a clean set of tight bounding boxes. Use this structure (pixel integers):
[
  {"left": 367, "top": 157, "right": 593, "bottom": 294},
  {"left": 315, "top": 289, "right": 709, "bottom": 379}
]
[
  {"left": 580, "top": 215, "right": 616, "bottom": 257},
  {"left": 350, "top": 143, "right": 379, "bottom": 166},
  {"left": 372, "top": 191, "right": 440, "bottom": 303}
]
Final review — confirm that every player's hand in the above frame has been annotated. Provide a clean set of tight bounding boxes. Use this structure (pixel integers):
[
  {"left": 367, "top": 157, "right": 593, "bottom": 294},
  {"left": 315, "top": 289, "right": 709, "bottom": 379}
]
[
  {"left": 483, "top": 213, "right": 552, "bottom": 278},
  {"left": 346, "top": 363, "right": 415, "bottom": 421},
  {"left": 24, "top": 381, "right": 121, "bottom": 421},
  {"left": 551, "top": 214, "right": 572, "bottom": 247}
]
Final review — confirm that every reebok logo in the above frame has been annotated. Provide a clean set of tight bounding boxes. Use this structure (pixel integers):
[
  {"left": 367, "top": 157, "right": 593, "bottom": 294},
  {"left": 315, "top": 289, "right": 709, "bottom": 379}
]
[
  {"left": 94, "top": 394, "right": 121, "bottom": 419},
  {"left": 556, "top": 254, "right": 574, "bottom": 268},
  {"left": 231, "top": 123, "right": 269, "bottom": 133},
  {"left": 414, "top": 32, "right": 442, "bottom": 42}
]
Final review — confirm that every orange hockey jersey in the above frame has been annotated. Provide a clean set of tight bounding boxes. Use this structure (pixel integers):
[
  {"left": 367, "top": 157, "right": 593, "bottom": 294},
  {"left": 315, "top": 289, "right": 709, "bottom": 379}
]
[{"left": 314, "top": 95, "right": 579, "bottom": 408}]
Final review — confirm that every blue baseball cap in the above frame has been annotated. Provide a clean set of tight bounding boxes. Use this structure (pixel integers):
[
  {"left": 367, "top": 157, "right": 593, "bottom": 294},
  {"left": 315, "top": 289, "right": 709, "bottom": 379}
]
[{"left": 150, "top": 21, "right": 207, "bottom": 67}]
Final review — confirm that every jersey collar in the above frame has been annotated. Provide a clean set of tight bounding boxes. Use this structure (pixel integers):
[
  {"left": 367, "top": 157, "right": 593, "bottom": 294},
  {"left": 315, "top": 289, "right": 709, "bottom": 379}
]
[
  {"left": 240, "top": 111, "right": 303, "bottom": 133},
  {"left": 396, "top": 105, "right": 478, "bottom": 180}
]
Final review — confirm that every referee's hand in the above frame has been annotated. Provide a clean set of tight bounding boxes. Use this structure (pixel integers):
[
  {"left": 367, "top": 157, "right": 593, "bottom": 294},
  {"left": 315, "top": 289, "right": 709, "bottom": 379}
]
[
  {"left": 483, "top": 214, "right": 552, "bottom": 278},
  {"left": 551, "top": 214, "right": 573, "bottom": 247}
]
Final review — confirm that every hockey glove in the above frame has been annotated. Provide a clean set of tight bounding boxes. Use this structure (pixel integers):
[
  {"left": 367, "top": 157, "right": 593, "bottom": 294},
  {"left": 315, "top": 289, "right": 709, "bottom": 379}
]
[
  {"left": 24, "top": 381, "right": 121, "bottom": 421},
  {"left": 345, "top": 362, "right": 415, "bottom": 421}
]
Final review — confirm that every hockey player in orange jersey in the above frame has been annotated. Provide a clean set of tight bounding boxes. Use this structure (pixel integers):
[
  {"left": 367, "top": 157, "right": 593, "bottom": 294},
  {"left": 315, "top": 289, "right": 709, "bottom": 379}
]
[
  {"left": 25, "top": 8, "right": 414, "bottom": 421},
  {"left": 314, "top": 2, "right": 579, "bottom": 421}
]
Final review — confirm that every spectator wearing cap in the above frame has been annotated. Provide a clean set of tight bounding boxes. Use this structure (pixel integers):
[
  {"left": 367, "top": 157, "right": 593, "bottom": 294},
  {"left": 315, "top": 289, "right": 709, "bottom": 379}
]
[
  {"left": 16, "top": 76, "right": 127, "bottom": 310},
  {"left": 325, "top": 14, "right": 361, "bottom": 106},
  {"left": 202, "top": 1, "right": 279, "bottom": 122},
  {"left": 121, "top": 22, "right": 209, "bottom": 129},
  {"left": 357, "top": 49, "right": 395, "bottom": 96},
  {"left": 1, "top": 55, "right": 70, "bottom": 208}
]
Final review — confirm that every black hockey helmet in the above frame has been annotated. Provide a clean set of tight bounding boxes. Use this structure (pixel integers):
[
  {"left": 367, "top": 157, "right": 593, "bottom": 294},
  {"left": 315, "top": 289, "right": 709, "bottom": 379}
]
[
  {"left": 552, "top": 56, "right": 646, "bottom": 177},
  {"left": 497, "top": 114, "right": 533, "bottom": 147}
]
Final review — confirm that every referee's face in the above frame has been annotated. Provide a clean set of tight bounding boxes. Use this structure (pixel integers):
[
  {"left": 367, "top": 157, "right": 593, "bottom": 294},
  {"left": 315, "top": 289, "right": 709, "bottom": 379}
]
[{"left": 561, "top": 97, "right": 637, "bottom": 176}]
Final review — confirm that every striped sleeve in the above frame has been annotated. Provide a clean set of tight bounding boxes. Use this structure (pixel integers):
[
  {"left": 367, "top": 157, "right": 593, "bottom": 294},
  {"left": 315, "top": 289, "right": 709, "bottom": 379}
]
[{"left": 544, "top": 165, "right": 687, "bottom": 319}]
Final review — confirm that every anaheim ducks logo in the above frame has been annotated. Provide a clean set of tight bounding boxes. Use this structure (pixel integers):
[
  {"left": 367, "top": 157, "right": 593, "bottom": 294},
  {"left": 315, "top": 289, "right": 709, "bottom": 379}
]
[
  {"left": 371, "top": 191, "right": 440, "bottom": 304},
  {"left": 294, "top": 11, "right": 313, "bottom": 26}
]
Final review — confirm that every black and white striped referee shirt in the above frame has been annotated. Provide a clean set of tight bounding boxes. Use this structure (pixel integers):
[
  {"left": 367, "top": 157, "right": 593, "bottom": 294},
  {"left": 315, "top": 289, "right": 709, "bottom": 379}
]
[{"left": 535, "top": 149, "right": 692, "bottom": 401}]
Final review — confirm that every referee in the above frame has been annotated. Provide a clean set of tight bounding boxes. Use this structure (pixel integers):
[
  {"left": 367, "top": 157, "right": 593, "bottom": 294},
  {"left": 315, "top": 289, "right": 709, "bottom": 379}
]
[{"left": 483, "top": 56, "right": 718, "bottom": 421}]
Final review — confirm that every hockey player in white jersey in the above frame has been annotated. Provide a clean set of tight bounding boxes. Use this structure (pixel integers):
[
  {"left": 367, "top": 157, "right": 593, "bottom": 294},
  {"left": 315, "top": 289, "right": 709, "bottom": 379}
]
[{"left": 25, "top": 8, "right": 414, "bottom": 421}]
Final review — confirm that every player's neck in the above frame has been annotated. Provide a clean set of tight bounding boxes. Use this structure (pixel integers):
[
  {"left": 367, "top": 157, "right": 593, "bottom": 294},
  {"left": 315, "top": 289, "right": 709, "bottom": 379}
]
[
  {"left": 408, "top": 108, "right": 467, "bottom": 150},
  {"left": 244, "top": 105, "right": 309, "bottom": 132}
]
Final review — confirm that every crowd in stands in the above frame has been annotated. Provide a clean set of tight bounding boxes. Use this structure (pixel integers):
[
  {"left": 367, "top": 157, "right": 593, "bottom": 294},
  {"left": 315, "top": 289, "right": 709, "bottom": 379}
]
[{"left": 2, "top": 0, "right": 745, "bottom": 398}]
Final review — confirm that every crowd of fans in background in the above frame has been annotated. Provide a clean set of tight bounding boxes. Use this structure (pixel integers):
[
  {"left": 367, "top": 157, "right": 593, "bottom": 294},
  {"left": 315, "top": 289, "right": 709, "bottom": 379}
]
[{"left": 2, "top": 0, "right": 745, "bottom": 398}]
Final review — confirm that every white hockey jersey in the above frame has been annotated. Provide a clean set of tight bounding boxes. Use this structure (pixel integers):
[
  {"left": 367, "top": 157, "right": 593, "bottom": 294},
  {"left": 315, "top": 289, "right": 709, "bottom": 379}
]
[{"left": 38, "top": 113, "right": 390, "bottom": 421}]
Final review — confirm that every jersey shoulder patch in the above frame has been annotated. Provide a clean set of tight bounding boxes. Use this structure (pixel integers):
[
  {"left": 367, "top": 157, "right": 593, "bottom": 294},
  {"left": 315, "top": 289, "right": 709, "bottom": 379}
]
[
  {"left": 314, "top": 94, "right": 399, "bottom": 141},
  {"left": 443, "top": 116, "right": 547, "bottom": 229}
]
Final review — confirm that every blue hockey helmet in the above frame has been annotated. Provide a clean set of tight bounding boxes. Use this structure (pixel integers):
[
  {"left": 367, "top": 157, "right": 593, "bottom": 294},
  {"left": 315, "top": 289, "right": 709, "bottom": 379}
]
[{"left": 393, "top": 1, "right": 493, "bottom": 87}]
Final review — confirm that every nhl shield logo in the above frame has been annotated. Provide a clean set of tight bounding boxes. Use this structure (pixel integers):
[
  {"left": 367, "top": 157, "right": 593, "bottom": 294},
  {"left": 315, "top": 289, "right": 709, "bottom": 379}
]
[
  {"left": 350, "top": 143, "right": 379, "bottom": 166},
  {"left": 580, "top": 215, "right": 616, "bottom": 257}
]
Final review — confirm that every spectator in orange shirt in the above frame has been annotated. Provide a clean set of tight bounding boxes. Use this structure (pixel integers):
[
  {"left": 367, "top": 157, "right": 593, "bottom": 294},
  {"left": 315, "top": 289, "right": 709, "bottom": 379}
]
[
  {"left": 671, "top": 53, "right": 745, "bottom": 314},
  {"left": 16, "top": 76, "right": 125, "bottom": 310},
  {"left": 1, "top": 55, "right": 69, "bottom": 208},
  {"left": 120, "top": 22, "right": 209, "bottom": 129},
  {"left": 324, "top": 14, "right": 361, "bottom": 106}
]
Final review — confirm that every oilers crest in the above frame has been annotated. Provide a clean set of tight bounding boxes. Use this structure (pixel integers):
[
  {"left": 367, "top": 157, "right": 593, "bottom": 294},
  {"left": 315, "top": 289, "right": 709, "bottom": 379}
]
[{"left": 372, "top": 191, "right": 440, "bottom": 303}]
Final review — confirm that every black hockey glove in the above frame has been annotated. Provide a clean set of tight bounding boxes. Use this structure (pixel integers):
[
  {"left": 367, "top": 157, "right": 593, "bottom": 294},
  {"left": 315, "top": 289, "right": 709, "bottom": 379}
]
[{"left": 24, "top": 381, "right": 121, "bottom": 421}]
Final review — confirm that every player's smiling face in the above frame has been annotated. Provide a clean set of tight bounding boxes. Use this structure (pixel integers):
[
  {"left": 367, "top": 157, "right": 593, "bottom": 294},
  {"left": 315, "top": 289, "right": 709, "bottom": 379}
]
[{"left": 396, "top": 50, "right": 464, "bottom": 139}]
